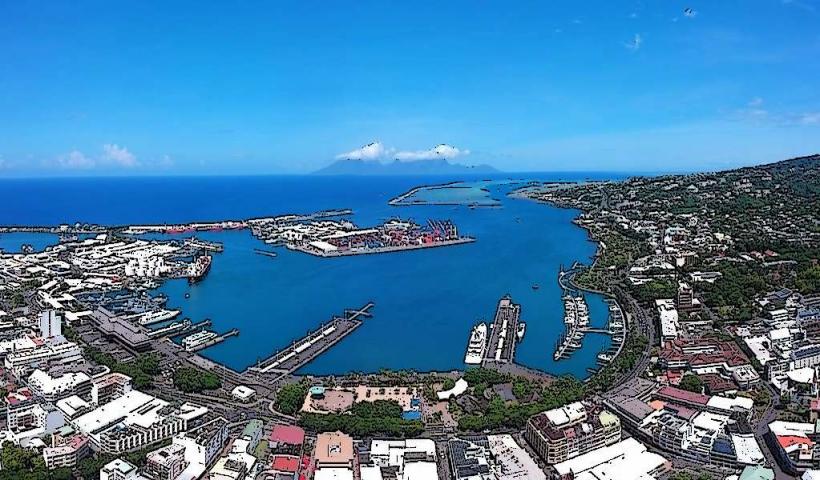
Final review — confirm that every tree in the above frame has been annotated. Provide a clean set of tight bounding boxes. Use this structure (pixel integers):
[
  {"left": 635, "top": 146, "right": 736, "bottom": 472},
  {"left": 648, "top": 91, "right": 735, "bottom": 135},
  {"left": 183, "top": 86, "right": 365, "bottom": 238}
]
[
  {"left": 275, "top": 381, "right": 310, "bottom": 415},
  {"left": 678, "top": 374, "right": 705, "bottom": 394},
  {"left": 172, "top": 367, "right": 221, "bottom": 393}
]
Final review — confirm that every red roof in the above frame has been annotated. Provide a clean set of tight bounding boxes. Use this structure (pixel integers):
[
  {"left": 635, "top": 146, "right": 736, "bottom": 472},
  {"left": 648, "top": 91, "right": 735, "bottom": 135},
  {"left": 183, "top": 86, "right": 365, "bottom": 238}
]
[
  {"left": 778, "top": 435, "right": 813, "bottom": 449},
  {"left": 656, "top": 386, "right": 710, "bottom": 405},
  {"left": 272, "top": 455, "right": 300, "bottom": 473},
  {"left": 270, "top": 425, "right": 305, "bottom": 445}
]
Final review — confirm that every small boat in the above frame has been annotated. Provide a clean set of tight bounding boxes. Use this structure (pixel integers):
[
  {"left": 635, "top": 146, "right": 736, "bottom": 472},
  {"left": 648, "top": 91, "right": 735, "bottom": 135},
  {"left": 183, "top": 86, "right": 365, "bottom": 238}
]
[
  {"left": 517, "top": 323, "right": 526, "bottom": 341},
  {"left": 532, "top": 284, "right": 540, "bottom": 290},
  {"left": 184, "top": 293, "right": 191, "bottom": 299}
]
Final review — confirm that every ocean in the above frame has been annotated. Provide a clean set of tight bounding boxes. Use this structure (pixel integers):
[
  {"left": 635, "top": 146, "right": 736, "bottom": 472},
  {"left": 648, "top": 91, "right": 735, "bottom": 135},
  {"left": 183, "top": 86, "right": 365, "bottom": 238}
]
[{"left": 0, "top": 173, "right": 626, "bottom": 378}]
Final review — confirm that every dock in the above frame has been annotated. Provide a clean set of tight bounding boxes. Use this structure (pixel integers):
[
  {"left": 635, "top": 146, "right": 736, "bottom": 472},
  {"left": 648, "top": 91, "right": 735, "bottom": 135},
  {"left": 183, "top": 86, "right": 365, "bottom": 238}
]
[
  {"left": 247, "top": 302, "right": 374, "bottom": 376},
  {"left": 482, "top": 295, "right": 521, "bottom": 365},
  {"left": 253, "top": 248, "right": 278, "bottom": 258},
  {"left": 185, "top": 237, "right": 224, "bottom": 253},
  {"left": 187, "top": 328, "right": 239, "bottom": 352}
]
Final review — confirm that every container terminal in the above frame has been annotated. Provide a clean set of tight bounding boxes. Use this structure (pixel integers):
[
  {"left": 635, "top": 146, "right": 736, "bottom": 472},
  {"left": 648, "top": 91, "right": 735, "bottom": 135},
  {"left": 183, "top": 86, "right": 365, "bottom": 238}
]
[{"left": 481, "top": 294, "right": 523, "bottom": 366}]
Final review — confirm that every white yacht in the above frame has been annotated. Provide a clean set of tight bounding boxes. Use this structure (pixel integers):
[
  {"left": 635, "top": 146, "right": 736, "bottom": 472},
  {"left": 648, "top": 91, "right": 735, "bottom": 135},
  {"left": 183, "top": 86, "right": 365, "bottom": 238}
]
[{"left": 464, "top": 322, "right": 488, "bottom": 364}]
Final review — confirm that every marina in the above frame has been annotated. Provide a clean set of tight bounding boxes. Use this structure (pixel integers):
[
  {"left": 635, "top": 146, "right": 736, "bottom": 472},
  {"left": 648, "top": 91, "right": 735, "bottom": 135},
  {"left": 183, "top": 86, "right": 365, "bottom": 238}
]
[
  {"left": 482, "top": 295, "right": 523, "bottom": 365},
  {"left": 247, "top": 303, "right": 374, "bottom": 377}
]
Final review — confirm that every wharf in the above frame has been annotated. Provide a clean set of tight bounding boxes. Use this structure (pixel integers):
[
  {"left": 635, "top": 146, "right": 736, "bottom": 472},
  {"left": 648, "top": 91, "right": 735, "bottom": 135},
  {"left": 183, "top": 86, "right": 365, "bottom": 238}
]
[
  {"left": 294, "top": 237, "right": 475, "bottom": 258},
  {"left": 247, "top": 303, "right": 374, "bottom": 376},
  {"left": 482, "top": 295, "right": 521, "bottom": 365},
  {"left": 253, "top": 248, "right": 278, "bottom": 258},
  {"left": 185, "top": 238, "right": 224, "bottom": 252},
  {"left": 187, "top": 328, "right": 239, "bottom": 352}
]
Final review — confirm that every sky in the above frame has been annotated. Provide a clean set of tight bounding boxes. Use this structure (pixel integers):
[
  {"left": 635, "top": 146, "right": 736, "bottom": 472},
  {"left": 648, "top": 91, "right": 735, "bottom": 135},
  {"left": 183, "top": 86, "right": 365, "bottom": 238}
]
[{"left": 1, "top": 0, "right": 819, "bottom": 176}]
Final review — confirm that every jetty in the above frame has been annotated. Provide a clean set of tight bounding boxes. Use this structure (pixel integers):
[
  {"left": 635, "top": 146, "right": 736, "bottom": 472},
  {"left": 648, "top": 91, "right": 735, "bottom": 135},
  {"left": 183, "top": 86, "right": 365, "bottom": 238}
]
[
  {"left": 482, "top": 295, "right": 522, "bottom": 365},
  {"left": 554, "top": 294, "right": 590, "bottom": 361},
  {"left": 247, "top": 303, "right": 374, "bottom": 376}
]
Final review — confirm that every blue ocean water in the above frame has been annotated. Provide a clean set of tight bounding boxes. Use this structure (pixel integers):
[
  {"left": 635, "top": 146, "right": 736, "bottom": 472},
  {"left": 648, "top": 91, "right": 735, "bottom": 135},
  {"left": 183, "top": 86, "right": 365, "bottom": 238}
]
[{"left": 0, "top": 174, "right": 625, "bottom": 378}]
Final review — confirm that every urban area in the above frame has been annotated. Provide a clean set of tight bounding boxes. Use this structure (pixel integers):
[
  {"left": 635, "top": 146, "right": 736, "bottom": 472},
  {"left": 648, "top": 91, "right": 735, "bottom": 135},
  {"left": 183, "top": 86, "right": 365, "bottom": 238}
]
[{"left": 0, "top": 154, "right": 819, "bottom": 480}]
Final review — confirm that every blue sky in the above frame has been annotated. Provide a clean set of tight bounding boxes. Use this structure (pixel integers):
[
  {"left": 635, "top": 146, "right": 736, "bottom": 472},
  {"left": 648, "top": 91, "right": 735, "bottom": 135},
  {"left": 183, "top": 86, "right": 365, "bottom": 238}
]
[{"left": 1, "top": 0, "right": 819, "bottom": 176}]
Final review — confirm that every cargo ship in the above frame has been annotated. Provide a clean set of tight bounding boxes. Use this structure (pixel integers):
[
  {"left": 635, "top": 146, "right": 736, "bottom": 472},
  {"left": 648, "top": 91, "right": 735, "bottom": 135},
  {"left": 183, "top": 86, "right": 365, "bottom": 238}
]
[
  {"left": 187, "top": 255, "right": 212, "bottom": 284},
  {"left": 464, "top": 322, "right": 488, "bottom": 364}
]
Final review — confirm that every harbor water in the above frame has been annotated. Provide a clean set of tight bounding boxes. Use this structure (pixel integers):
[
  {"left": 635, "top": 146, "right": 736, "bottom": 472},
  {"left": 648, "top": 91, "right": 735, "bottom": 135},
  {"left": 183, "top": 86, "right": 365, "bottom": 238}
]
[{"left": 0, "top": 174, "right": 623, "bottom": 378}]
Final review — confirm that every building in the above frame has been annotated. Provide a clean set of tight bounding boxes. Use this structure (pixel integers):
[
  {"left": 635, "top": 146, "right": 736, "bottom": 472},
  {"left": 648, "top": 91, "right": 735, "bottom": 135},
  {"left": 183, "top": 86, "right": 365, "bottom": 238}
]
[
  {"left": 487, "top": 434, "right": 546, "bottom": 480},
  {"left": 42, "top": 434, "right": 90, "bottom": 469},
  {"left": 240, "top": 419, "right": 264, "bottom": 452},
  {"left": 4, "top": 339, "right": 83, "bottom": 377},
  {"left": 449, "top": 436, "right": 493, "bottom": 480},
  {"left": 230, "top": 385, "right": 256, "bottom": 403},
  {"left": 175, "top": 416, "right": 231, "bottom": 472},
  {"left": 525, "top": 402, "right": 621, "bottom": 464},
  {"left": 144, "top": 443, "right": 188, "bottom": 480},
  {"left": 66, "top": 389, "right": 209, "bottom": 454},
  {"left": 657, "top": 299, "right": 680, "bottom": 344},
  {"left": 369, "top": 438, "right": 439, "bottom": 480},
  {"left": 39, "top": 310, "right": 62, "bottom": 339},
  {"left": 5, "top": 387, "right": 65, "bottom": 436},
  {"left": 91, "top": 372, "right": 133, "bottom": 405},
  {"left": 767, "top": 420, "right": 819, "bottom": 474},
  {"left": 551, "top": 437, "right": 670, "bottom": 480},
  {"left": 269, "top": 424, "right": 305, "bottom": 456},
  {"left": 100, "top": 458, "right": 146, "bottom": 480},
  {"left": 28, "top": 369, "right": 91, "bottom": 402},
  {"left": 314, "top": 431, "right": 355, "bottom": 480}
]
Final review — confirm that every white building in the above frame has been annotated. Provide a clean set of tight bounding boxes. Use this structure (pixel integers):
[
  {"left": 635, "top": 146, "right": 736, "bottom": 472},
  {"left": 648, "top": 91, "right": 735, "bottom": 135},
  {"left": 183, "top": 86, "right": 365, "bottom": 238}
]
[
  {"left": 65, "top": 389, "right": 208, "bottom": 454},
  {"left": 369, "top": 439, "right": 439, "bottom": 480},
  {"left": 656, "top": 299, "right": 679, "bottom": 345},
  {"left": 552, "top": 437, "right": 670, "bottom": 480},
  {"left": 28, "top": 369, "right": 91, "bottom": 402}
]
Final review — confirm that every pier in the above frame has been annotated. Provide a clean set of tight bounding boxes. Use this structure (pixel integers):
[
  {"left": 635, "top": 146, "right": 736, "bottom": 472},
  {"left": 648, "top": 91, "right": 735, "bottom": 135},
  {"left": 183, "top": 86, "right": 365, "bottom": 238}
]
[
  {"left": 482, "top": 295, "right": 521, "bottom": 365},
  {"left": 247, "top": 303, "right": 374, "bottom": 377}
]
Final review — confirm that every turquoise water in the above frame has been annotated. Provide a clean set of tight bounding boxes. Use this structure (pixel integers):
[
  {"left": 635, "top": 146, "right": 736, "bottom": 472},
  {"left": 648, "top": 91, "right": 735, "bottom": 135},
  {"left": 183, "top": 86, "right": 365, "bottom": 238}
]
[
  {"left": 396, "top": 181, "right": 505, "bottom": 206},
  {"left": 0, "top": 174, "right": 620, "bottom": 378}
]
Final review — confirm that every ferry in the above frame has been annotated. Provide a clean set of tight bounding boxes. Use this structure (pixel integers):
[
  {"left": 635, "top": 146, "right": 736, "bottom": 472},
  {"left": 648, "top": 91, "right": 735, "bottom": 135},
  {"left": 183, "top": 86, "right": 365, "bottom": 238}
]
[
  {"left": 187, "top": 255, "right": 212, "bottom": 284},
  {"left": 516, "top": 323, "right": 526, "bottom": 341},
  {"left": 181, "top": 330, "right": 217, "bottom": 351},
  {"left": 464, "top": 322, "right": 488, "bottom": 364},
  {"left": 137, "top": 309, "right": 180, "bottom": 326}
]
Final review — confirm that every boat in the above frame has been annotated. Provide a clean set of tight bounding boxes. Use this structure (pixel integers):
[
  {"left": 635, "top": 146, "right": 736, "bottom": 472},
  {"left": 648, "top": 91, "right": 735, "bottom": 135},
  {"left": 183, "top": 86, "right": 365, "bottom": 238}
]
[
  {"left": 187, "top": 255, "right": 212, "bottom": 284},
  {"left": 464, "top": 322, "right": 488, "bottom": 364},
  {"left": 597, "top": 352, "right": 614, "bottom": 363},
  {"left": 517, "top": 323, "right": 526, "bottom": 341},
  {"left": 181, "top": 330, "right": 218, "bottom": 351},
  {"left": 137, "top": 309, "right": 180, "bottom": 326},
  {"left": 532, "top": 284, "right": 539, "bottom": 290}
]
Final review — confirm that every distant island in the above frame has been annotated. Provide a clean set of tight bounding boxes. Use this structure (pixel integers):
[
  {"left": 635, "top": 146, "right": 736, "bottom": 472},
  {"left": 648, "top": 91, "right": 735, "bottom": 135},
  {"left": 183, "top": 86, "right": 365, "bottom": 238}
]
[{"left": 314, "top": 157, "right": 499, "bottom": 175}]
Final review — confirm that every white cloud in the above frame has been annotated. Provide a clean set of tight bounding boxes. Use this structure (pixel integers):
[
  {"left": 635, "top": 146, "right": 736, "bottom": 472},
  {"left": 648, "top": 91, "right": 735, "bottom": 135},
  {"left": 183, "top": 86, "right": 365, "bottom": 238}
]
[
  {"left": 335, "top": 142, "right": 471, "bottom": 162},
  {"left": 624, "top": 34, "right": 642, "bottom": 51},
  {"left": 799, "top": 112, "right": 820, "bottom": 125},
  {"left": 395, "top": 144, "right": 470, "bottom": 161},
  {"left": 335, "top": 142, "right": 392, "bottom": 160},
  {"left": 735, "top": 97, "right": 769, "bottom": 122},
  {"left": 101, "top": 143, "right": 138, "bottom": 167},
  {"left": 57, "top": 150, "right": 95, "bottom": 169}
]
